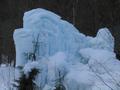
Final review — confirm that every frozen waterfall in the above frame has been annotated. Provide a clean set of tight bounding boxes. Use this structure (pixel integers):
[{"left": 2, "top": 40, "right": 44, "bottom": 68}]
[{"left": 13, "top": 8, "right": 120, "bottom": 90}]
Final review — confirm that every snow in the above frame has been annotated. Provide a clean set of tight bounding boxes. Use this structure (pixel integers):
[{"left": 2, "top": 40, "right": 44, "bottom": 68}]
[
  {"left": 47, "top": 52, "right": 68, "bottom": 87},
  {"left": 79, "top": 48, "right": 120, "bottom": 89},
  {"left": 79, "top": 48, "right": 120, "bottom": 73},
  {"left": 12, "top": 8, "right": 120, "bottom": 90},
  {"left": 23, "top": 61, "right": 40, "bottom": 77},
  {"left": 79, "top": 48, "right": 116, "bottom": 65},
  {"left": 65, "top": 70, "right": 94, "bottom": 90},
  {"left": 1, "top": 64, "right": 7, "bottom": 67},
  {"left": 0, "top": 66, "right": 15, "bottom": 90},
  {"left": 43, "top": 84, "right": 56, "bottom": 90}
]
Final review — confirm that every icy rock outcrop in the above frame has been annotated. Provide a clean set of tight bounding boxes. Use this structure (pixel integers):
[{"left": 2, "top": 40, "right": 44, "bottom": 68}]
[{"left": 13, "top": 8, "right": 120, "bottom": 90}]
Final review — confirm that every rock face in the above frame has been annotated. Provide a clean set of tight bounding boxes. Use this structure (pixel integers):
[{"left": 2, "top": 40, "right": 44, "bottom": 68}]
[{"left": 14, "top": 9, "right": 119, "bottom": 90}]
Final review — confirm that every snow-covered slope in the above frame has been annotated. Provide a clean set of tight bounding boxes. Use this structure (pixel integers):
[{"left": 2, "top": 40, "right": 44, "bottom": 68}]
[{"left": 13, "top": 8, "right": 120, "bottom": 90}]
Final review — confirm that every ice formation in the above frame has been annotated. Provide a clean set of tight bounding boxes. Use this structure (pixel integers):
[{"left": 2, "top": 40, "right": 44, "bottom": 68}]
[{"left": 13, "top": 8, "right": 120, "bottom": 90}]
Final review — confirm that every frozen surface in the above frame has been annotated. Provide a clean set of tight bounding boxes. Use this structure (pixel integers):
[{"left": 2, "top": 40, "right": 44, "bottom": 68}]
[{"left": 13, "top": 8, "right": 120, "bottom": 90}]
